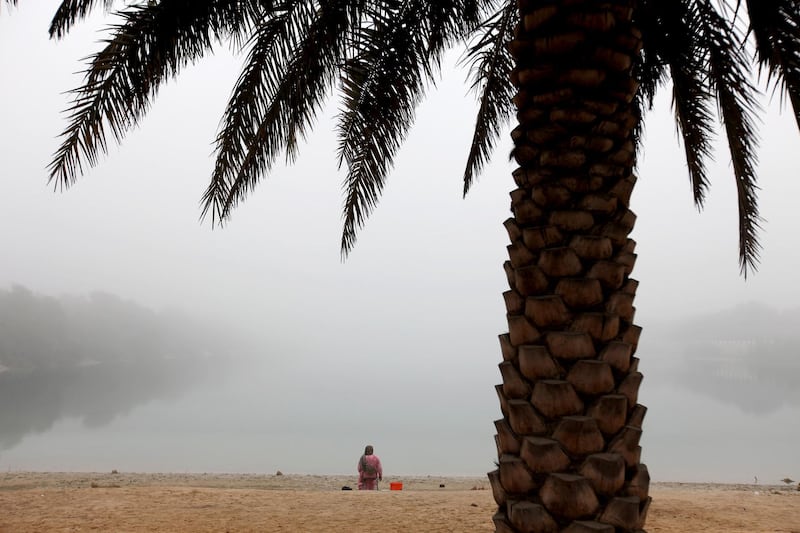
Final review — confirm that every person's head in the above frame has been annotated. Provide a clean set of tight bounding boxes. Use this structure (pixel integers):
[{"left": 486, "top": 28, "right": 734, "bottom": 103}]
[{"left": 364, "top": 445, "right": 374, "bottom": 455}]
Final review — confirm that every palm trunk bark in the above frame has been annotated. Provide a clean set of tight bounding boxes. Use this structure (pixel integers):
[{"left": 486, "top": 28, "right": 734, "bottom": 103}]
[{"left": 490, "top": 1, "right": 649, "bottom": 532}]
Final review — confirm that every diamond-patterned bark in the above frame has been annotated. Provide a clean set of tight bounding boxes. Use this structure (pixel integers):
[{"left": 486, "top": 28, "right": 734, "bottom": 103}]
[{"left": 491, "top": 1, "right": 649, "bottom": 531}]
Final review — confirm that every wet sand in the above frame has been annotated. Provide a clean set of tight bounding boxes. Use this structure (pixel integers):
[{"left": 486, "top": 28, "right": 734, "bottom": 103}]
[{"left": 1, "top": 472, "right": 798, "bottom": 532}]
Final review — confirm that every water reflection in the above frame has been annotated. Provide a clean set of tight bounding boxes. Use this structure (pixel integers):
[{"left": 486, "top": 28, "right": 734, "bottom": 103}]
[
  {"left": 2, "top": 290, "right": 796, "bottom": 480},
  {"left": 0, "top": 286, "right": 239, "bottom": 450},
  {"left": 645, "top": 303, "right": 800, "bottom": 414}
]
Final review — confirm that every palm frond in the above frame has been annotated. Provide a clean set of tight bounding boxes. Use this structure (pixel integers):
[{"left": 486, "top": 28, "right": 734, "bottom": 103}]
[
  {"left": 424, "top": 0, "right": 490, "bottom": 61},
  {"left": 201, "top": 0, "right": 316, "bottom": 223},
  {"left": 672, "top": 75, "right": 716, "bottom": 209},
  {"left": 460, "top": 2, "right": 516, "bottom": 195},
  {"left": 635, "top": 0, "right": 670, "bottom": 111},
  {"left": 662, "top": 1, "right": 716, "bottom": 208},
  {"left": 337, "top": 1, "right": 457, "bottom": 256},
  {"left": 337, "top": 9, "right": 424, "bottom": 254},
  {"left": 745, "top": 0, "right": 800, "bottom": 131},
  {"left": 636, "top": 0, "right": 716, "bottom": 202},
  {"left": 48, "top": 0, "right": 257, "bottom": 188},
  {"left": 633, "top": 0, "right": 671, "bottom": 156},
  {"left": 335, "top": 1, "right": 487, "bottom": 254},
  {"left": 698, "top": 0, "right": 762, "bottom": 275},
  {"left": 49, "top": 0, "right": 114, "bottom": 39},
  {"left": 203, "top": 0, "right": 360, "bottom": 223}
]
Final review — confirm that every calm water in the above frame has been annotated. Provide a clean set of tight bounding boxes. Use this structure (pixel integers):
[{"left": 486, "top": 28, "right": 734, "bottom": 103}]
[
  {"left": 2, "top": 351, "right": 798, "bottom": 484},
  {"left": 2, "top": 298, "right": 798, "bottom": 484}
]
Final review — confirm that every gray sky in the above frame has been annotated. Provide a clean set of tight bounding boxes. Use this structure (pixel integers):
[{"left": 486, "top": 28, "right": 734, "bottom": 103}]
[{"left": 1, "top": 3, "right": 799, "bottom": 483}]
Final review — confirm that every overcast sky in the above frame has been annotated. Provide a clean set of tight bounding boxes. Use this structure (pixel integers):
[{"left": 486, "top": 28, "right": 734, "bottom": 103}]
[{"left": 1, "top": 3, "right": 799, "bottom": 483}]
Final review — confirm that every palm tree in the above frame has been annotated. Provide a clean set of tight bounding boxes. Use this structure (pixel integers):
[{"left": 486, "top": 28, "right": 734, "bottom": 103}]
[{"left": 7, "top": 0, "right": 800, "bottom": 530}]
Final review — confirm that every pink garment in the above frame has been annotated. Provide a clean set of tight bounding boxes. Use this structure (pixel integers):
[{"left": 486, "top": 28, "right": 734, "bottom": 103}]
[{"left": 357, "top": 454, "right": 383, "bottom": 490}]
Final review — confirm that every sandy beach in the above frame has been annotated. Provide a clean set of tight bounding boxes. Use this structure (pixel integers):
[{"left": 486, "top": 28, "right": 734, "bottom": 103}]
[{"left": 1, "top": 472, "right": 798, "bottom": 532}]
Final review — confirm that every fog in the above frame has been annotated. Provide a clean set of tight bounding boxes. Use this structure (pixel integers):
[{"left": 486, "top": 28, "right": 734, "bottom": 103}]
[
  {"left": 1, "top": 3, "right": 799, "bottom": 483},
  {"left": 0, "top": 286, "right": 245, "bottom": 450}
]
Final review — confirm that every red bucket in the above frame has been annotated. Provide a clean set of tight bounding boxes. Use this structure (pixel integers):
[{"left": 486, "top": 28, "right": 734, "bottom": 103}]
[{"left": 389, "top": 482, "right": 403, "bottom": 491}]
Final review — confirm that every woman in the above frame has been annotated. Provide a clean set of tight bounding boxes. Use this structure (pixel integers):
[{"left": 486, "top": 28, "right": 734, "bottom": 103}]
[{"left": 357, "top": 445, "right": 383, "bottom": 490}]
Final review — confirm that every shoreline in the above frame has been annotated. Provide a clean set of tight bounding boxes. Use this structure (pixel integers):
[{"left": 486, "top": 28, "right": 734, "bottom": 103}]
[
  {"left": 2, "top": 470, "right": 795, "bottom": 492},
  {"left": 1, "top": 472, "right": 798, "bottom": 532},
  {"left": 0, "top": 471, "right": 491, "bottom": 492}
]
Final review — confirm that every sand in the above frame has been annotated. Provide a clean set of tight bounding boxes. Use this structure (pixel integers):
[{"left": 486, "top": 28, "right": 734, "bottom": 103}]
[{"left": 1, "top": 472, "right": 798, "bottom": 532}]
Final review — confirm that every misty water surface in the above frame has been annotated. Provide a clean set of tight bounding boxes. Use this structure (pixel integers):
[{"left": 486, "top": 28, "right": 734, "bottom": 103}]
[{"left": 2, "top": 287, "right": 798, "bottom": 483}]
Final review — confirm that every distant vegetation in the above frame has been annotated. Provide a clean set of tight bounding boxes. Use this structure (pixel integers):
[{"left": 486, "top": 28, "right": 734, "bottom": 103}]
[{"left": 0, "top": 285, "right": 244, "bottom": 450}]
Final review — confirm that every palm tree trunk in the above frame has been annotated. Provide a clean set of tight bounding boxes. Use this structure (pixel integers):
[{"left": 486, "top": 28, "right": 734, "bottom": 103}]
[{"left": 490, "top": 1, "right": 649, "bottom": 531}]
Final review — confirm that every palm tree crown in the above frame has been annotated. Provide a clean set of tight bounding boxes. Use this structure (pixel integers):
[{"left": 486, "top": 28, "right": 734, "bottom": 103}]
[{"left": 5, "top": 0, "right": 798, "bottom": 271}]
